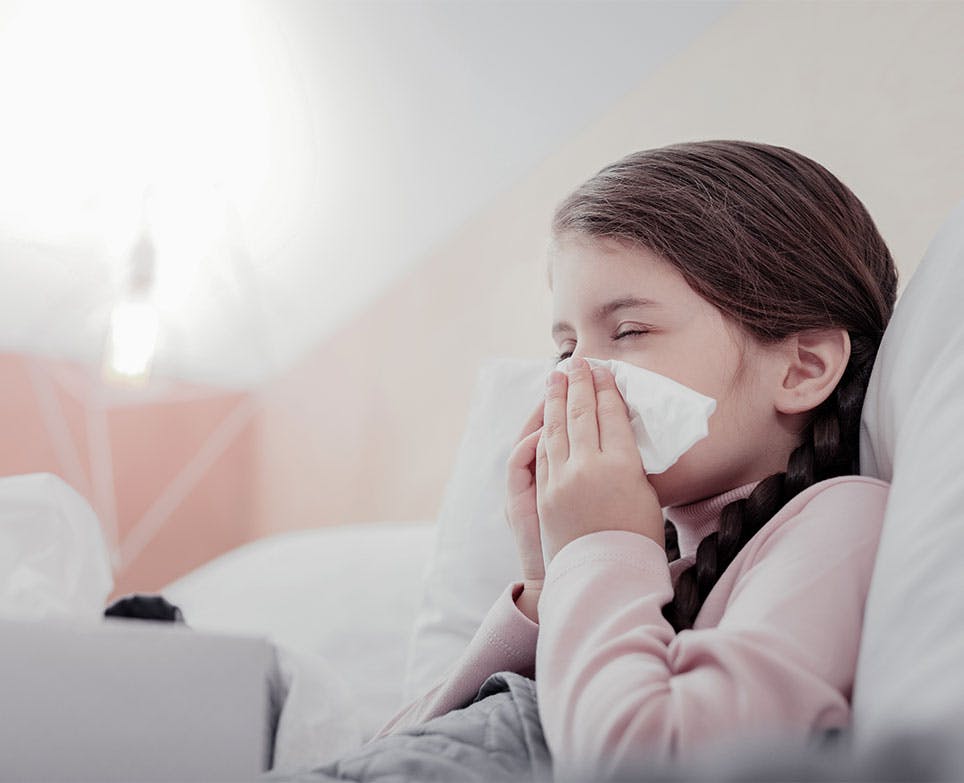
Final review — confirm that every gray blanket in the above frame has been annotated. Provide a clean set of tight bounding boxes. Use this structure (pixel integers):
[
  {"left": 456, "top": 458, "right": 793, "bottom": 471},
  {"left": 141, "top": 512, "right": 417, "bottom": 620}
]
[
  {"left": 264, "top": 670, "right": 553, "bottom": 783},
  {"left": 264, "top": 668, "right": 955, "bottom": 783}
]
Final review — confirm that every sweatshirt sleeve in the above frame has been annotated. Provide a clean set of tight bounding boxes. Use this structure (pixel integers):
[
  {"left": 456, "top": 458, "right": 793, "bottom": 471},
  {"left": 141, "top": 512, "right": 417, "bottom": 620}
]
[
  {"left": 368, "top": 580, "right": 539, "bottom": 741},
  {"left": 535, "top": 480, "right": 887, "bottom": 778}
]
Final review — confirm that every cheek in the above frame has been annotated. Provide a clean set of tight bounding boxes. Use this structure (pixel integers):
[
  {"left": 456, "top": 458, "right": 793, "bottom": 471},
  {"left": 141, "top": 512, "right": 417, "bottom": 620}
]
[{"left": 645, "top": 338, "right": 735, "bottom": 402}]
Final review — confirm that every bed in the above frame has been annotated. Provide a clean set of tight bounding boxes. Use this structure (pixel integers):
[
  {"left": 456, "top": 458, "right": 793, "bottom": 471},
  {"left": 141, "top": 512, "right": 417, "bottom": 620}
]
[{"left": 3, "top": 197, "right": 964, "bottom": 781}]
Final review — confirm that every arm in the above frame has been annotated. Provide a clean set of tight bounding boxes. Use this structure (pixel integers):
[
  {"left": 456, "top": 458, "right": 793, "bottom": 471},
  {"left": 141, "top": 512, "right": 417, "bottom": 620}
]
[
  {"left": 369, "top": 580, "right": 539, "bottom": 741},
  {"left": 535, "top": 479, "right": 887, "bottom": 778}
]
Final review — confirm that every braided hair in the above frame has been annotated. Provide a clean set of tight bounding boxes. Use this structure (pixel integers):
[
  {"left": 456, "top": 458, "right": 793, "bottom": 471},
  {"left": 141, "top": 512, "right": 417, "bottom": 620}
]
[{"left": 551, "top": 141, "right": 898, "bottom": 632}]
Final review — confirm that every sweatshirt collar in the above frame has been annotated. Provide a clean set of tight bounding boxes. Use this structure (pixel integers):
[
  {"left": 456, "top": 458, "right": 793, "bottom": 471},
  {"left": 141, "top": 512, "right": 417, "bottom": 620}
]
[{"left": 665, "top": 481, "right": 760, "bottom": 560}]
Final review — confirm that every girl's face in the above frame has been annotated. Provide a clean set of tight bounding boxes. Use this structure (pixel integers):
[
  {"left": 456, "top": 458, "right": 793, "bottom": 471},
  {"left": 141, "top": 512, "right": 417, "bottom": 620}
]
[{"left": 549, "top": 234, "right": 800, "bottom": 508}]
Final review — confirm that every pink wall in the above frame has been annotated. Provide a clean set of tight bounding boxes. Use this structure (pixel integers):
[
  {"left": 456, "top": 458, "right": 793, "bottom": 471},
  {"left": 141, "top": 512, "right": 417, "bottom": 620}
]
[
  {"left": 251, "top": 186, "right": 556, "bottom": 537},
  {"left": 0, "top": 353, "right": 257, "bottom": 599},
  {"left": 1, "top": 356, "right": 68, "bottom": 475}
]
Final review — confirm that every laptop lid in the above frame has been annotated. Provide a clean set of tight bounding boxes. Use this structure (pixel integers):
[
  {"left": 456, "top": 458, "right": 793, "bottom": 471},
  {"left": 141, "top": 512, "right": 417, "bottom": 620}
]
[{"left": 0, "top": 616, "right": 272, "bottom": 782}]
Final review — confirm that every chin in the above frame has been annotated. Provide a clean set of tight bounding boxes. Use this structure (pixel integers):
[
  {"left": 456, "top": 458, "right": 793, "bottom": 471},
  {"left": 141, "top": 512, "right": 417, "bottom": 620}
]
[{"left": 647, "top": 470, "right": 682, "bottom": 509}]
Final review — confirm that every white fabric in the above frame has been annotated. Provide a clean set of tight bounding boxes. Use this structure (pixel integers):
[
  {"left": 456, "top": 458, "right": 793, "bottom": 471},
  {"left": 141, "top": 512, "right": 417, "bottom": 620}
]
[
  {"left": 554, "top": 356, "right": 717, "bottom": 474},
  {"left": 402, "top": 358, "right": 554, "bottom": 703},
  {"left": 269, "top": 645, "right": 364, "bottom": 773},
  {"left": 163, "top": 520, "right": 434, "bottom": 752},
  {"left": 854, "top": 199, "right": 964, "bottom": 746},
  {"left": 0, "top": 472, "right": 113, "bottom": 621}
]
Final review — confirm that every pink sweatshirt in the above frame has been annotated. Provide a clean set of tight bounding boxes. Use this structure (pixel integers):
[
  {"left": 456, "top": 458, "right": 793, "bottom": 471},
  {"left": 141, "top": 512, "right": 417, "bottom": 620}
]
[{"left": 372, "top": 475, "right": 888, "bottom": 776}]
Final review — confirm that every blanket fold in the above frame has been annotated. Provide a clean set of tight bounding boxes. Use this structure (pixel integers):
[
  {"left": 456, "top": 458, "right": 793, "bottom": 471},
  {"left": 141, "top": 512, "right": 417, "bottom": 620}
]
[{"left": 264, "top": 671, "right": 553, "bottom": 782}]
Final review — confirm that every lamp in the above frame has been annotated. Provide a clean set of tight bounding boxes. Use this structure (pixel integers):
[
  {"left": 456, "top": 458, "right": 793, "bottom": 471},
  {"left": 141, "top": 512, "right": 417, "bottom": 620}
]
[{"left": 103, "top": 229, "right": 159, "bottom": 385}]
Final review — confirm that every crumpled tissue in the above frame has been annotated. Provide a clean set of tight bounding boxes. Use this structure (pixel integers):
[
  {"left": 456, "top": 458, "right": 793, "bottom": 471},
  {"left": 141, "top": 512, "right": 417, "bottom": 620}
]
[
  {"left": 0, "top": 473, "right": 114, "bottom": 621},
  {"left": 552, "top": 357, "right": 717, "bottom": 474}
]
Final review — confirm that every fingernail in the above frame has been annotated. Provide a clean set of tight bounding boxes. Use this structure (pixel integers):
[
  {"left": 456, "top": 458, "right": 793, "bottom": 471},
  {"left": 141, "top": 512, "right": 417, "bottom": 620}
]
[
  {"left": 592, "top": 367, "right": 607, "bottom": 382},
  {"left": 546, "top": 371, "right": 563, "bottom": 387}
]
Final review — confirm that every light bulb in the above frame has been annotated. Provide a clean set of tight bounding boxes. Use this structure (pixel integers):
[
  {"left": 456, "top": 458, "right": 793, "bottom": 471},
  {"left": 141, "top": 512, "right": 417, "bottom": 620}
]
[{"left": 104, "top": 299, "right": 159, "bottom": 384}]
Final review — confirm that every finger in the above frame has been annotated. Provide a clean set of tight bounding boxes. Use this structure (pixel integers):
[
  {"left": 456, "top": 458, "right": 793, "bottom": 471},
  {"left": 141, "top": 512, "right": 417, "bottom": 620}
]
[
  {"left": 505, "top": 428, "right": 543, "bottom": 528},
  {"left": 592, "top": 365, "right": 638, "bottom": 456},
  {"left": 542, "top": 370, "right": 569, "bottom": 466},
  {"left": 507, "top": 428, "right": 542, "bottom": 495},
  {"left": 565, "top": 357, "right": 600, "bottom": 453},
  {"left": 536, "top": 426, "right": 550, "bottom": 488}
]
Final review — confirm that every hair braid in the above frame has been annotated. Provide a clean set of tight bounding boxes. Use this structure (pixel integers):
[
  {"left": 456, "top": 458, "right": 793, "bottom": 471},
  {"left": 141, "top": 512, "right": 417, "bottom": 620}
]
[
  {"left": 664, "top": 519, "right": 681, "bottom": 562},
  {"left": 661, "top": 333, "right": 879, "bottom": 631}
]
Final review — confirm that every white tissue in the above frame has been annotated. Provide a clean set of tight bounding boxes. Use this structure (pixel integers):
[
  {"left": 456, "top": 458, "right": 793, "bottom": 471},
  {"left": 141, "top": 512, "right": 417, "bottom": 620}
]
[
  {"left": 0, "top": 473, "right": 114, "bottom": 621},
  {"left": 552, "top": 357, "right": 716, "bottom": 474}
]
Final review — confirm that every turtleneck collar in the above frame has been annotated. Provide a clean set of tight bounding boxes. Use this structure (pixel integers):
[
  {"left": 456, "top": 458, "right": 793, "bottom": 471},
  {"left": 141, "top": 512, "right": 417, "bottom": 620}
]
[{"left": 665, "top": 481, "right": 760, "bottom": 560}]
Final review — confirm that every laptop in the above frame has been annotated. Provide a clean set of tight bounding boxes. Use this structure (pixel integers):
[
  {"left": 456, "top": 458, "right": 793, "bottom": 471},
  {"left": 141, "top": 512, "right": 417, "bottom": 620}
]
[{"left": 0, "top": 615, "right": 272, "bottom": 782}]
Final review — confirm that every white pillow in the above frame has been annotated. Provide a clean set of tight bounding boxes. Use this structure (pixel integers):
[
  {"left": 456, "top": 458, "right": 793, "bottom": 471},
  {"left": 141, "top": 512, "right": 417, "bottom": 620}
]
[
  {"left": 163, "top": 521, "right": 435, "bottom": 745},
  {"left": 854, "top": 199, "right": 964, "bottom": 746},
  {"left": 402, "top": 357, "right": 556, "bottom": 703}
]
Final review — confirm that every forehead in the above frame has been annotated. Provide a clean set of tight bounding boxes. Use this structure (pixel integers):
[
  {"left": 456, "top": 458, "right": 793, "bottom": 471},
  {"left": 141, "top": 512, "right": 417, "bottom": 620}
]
[
  {"left": 548, "top": 236, "right": 697, "bottom": 319},
  {"left": 547, "top": 235, "right": 756, "bottom": 363}
]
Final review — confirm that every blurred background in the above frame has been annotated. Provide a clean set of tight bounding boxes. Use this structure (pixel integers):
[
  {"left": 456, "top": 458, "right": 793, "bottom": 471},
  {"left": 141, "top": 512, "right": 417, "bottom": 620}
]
[{"left": 0, "top": 0, "right": 960, "bottom": 597}]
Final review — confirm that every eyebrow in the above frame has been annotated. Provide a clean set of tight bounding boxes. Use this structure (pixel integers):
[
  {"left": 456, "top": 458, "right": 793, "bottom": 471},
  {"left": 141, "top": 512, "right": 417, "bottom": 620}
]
[{"left": 551, "top": 296, "right": 659, "bottom": 338}]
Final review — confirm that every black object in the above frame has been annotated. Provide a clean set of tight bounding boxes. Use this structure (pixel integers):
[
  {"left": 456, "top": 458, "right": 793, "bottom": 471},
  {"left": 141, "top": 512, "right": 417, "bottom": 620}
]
[{"left": 104, "top": 594, "right": 186, "bottom": 624}]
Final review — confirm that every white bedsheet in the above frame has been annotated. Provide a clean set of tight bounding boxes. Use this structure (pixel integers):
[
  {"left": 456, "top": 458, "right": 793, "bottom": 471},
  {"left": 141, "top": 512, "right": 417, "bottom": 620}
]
[{"left": 163, "top": 521, "right": 435, "bottom": 753}]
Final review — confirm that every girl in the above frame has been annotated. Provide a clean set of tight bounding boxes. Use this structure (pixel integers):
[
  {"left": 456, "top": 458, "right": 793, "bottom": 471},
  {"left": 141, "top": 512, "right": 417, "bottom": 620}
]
[{"left": 372, "top": 141, "right": 897, "bottom": 778}]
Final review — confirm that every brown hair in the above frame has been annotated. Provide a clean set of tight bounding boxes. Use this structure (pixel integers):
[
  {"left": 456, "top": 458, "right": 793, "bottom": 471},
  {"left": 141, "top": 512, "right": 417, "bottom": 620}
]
[{"left": 551, "top": 140, "right": 898, "bottom": 632}]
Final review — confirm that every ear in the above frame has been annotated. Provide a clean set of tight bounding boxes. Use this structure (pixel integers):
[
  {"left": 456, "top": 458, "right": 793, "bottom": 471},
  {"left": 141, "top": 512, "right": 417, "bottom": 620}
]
[{"left": 773, "top": 329, "right": 851, "bottom": 415}]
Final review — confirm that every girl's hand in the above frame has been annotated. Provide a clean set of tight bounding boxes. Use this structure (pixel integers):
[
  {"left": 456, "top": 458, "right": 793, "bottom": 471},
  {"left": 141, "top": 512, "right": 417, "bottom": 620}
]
[
  {"left": 505, "top": 400, "right": 548, "bottom": 585},
  {"left": 536, "top": 357, "right": 665, "bottom": 563}
]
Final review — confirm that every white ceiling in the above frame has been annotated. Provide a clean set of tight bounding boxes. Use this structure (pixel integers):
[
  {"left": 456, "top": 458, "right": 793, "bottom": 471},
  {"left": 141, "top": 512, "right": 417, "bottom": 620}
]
[{"left": 0, "top": 0, "right": 733, "bottom": 388}]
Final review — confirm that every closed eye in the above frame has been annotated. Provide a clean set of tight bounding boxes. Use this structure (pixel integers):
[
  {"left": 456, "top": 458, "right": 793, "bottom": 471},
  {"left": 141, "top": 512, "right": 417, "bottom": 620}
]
[{"left": 554, "top": 329, "right": 650, "bottom": 363}]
